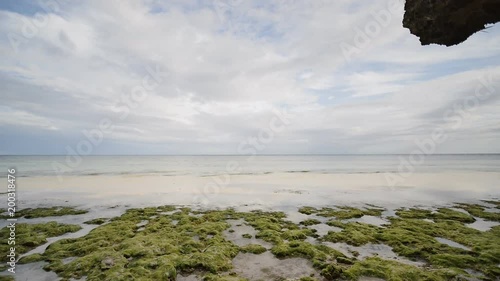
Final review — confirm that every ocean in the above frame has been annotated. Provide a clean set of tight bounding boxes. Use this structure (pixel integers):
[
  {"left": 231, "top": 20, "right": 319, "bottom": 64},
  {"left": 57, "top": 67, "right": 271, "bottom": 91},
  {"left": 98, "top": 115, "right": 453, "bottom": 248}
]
[
  {"left": 2, "top": 154, "right": 500, "bottom": 178},
  {"left": 1, "top": 154, "right": 499, "bottom": 212}
]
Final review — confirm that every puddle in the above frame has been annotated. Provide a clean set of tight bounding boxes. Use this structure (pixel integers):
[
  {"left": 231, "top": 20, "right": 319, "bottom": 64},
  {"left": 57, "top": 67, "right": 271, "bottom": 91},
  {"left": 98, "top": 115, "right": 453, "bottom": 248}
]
[
  {"left": 464, "top": 268, "right": 485, "bottom": 280},
  {"left": 381, "top": 209, "right": 398, "bottom": 219},
  {"left": 284, "top": 210, "right": 313, "bottom": 224},
  {"left": 223, "top": 219, "right": 272, "bottom": 248},
  {"left": 18, "top": 224, "right": 98, "bottom": 259},
  {"left": 305, "top": 236, "right": 318, "bottom": 245},
  {"left": 466, "top": 217, "right": 499, "bottom": 231},
  {"left": 485, "top": 208, "right": 500, "bottom": 214},
  {"left": 322, "top": 242, "right": 425, "bottom": 267},
  {"left": 435, "top": 237, "right": 471, "bottom": 251},
  {"left": 177, "top": 274, "right": 200, "bottom": 281},
  {"left": 309, "top": 223, "right": 341, "bottom": 237},
  {"left": 0, "top": 262, "right": 59, "bottom": 281},
  {"left": 449, "top": 208, "right": 470, "bottom": 214},
  {"left": 232, "top": 251, "right": 323, "bottom": 281},
  {"left": 189, "top": 212, "right": 204, "bottom": 218},
  {"left": 345, "top": 215, "right": 388, "bottom": 227}
]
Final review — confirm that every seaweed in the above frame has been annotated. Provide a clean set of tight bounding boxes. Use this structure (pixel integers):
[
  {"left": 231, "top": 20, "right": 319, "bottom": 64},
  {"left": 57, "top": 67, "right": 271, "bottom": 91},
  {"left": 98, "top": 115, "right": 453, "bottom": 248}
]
[
  {"left": 0, "top": 222, "right": 81, "bottom": 263},
  {"left": 299, "top": 219, "right": 321, "bottom": 226},
  {"left": 17, "top": 203, "right": 500, "bottom": 281},
  {"left": 1, "top": 206, "right": 88, "bottom": 219},
  {"left": 299, "top": 206, "right": 384, "bottom": 220},
  {"left": 239, "top": 244, "right": 266, "bottom": 254},
  {"left": 84, "top": 218, "right": 108, "bottom": 225}
]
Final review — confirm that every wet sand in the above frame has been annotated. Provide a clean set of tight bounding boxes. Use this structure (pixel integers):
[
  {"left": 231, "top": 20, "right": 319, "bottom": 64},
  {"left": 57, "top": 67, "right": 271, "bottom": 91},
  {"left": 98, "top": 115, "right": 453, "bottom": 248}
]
[{"left": 14, "top": 171, "right": 500, "bottom": 210}]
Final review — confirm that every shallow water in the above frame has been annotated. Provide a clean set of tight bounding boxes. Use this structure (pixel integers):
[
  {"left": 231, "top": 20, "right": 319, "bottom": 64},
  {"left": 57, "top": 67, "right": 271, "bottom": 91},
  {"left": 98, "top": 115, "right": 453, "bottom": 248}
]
[
  {"left": 223, "top": 219, "right": 272, "bottom": 249},
  {"left": 309, "top": 223, "right": 342, "bottom": 236},
  {"left": 466, "top": 217, "right": 500, "bottom": 231},
  {"left": 177, "top": 274, "right": 200, "bottom": 281},
  {"left": 435, "top": 237, "right": 471, "bottom": 251},
  {"left": 18, "top": 224, "right": 98, "bottom": 259},
  {"left": 232, "top": 251, "right": 323, "bottom": 281},
  {"left": 322, "top": 242, "right": 425, "bottom": 267},
  {"left": 0, "top": 262, "right": 59, "bottom": 281},
  {"left": 344, "top": 215, "right": 388, "bottom": 227},
  {"left": 7, "top": 170, "right": 500, "bottom": 215}
]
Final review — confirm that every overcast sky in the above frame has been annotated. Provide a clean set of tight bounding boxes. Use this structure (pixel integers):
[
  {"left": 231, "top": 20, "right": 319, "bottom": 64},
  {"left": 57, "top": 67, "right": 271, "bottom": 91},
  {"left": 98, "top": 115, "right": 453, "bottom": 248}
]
[{"left": 1, "top": 0, "right": 500, "bottom": 155}]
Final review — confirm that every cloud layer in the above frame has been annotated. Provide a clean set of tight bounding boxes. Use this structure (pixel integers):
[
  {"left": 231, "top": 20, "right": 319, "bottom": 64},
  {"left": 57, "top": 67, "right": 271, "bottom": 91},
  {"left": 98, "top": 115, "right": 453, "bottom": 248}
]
[{"left": 1, "top": 0, "right": 500, "bottom": 154}]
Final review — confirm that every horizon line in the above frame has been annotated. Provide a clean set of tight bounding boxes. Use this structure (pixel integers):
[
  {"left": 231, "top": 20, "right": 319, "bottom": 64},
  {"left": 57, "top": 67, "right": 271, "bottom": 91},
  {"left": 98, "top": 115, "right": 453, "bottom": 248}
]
[{"left": 1, "top": 153, "right": 500, "bottom": 156}]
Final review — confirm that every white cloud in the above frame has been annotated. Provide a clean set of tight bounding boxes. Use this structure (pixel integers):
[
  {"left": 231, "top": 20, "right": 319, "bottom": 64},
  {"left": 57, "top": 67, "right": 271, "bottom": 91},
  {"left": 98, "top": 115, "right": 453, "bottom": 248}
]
[{"left": 0, "top": 0, "right": 499, "bottom": 154}]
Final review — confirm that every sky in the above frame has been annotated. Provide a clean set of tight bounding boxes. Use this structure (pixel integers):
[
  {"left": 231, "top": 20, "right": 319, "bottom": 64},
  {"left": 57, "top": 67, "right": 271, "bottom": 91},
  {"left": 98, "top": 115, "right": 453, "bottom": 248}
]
[{"left": 1, "top": 0, "right": 500, "bottom": 155}]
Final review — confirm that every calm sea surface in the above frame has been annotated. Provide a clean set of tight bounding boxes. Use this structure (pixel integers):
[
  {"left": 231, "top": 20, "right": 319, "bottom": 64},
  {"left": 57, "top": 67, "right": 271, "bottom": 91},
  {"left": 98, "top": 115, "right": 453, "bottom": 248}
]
[{"left": 1, "top": 155, "right": 499, "bottom": 178}]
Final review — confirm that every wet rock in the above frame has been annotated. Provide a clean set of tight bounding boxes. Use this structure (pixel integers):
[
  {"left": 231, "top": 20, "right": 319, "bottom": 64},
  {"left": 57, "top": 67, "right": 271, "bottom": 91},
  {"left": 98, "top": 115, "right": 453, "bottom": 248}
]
[{"left": 101, "top": 257, "right": 114, "bottom": 269}]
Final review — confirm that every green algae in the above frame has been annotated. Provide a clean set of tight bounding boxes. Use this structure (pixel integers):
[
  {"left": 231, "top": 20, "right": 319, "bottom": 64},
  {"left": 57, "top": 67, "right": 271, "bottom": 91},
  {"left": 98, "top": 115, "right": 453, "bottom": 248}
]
[
  {"left": 18, "top": 253, "right": 44, "bottom": 264},
  {"left": 84, "top": 218, "right": 108, "bottom": 225},
  {"left": 271, "top": 240, "right": 348, "bottom": 279},
  {"left": 455, "top": 203, "right": 500, "bottom": 222},
  {"left": 20, "top": 203, "right": 500, "bottom": 281},
  {"left": 298, "top": 206, "right": 317, "bottom": 215},
  {"left": 239, "top": 244, "right": 266, "bottom": 254},
  {"left": 311, "top": 205, "right": 498, "bottom": 280},
  {"left": 0, "top": 276, "right": 15, "bottom": 281},
  {"left": 395, "top": 207, "right": 476, "bottom": 223},
  {"left": 0, "top": 222, "right": 81, "bottom": 263},
  {"left": 481, "top": 200, "right": 500, "bottom": 208},
  {"left": 41, "top": 208, "right": 240, "bottom": 280},
  {"left": 0, "top": 206, "right": 88, "bottom": 219},
  {"left": 344, "top": 257, "right": 463, "bottom": 280},
  {"left": 323, "top": 207, "right": 500, "bottom": 280},
  {"left": 299, "top": 206, "right": 384, "bottom": 220},
  {"left": 282, "top": 228, "right": 317, "bottom": 241},
  {"left": 299, "top": 219, "right": 321, "bottom": 226},
  {"left": 323, "top": 221, "right": 381, "bottom": 246},
  {"left": 241, "top": 234, "right": 252, "bottom": 239}
]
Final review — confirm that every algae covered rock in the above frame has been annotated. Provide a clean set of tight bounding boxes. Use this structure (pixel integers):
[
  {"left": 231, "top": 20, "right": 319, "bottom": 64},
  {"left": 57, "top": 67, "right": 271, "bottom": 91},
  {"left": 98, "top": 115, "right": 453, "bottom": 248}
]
[
  {"left": 84, "top": 218, "right": 108, "bottom": 225},
  {"left": 17, "top": 253, "right": 44, "bottom": 264},
  {"left": 1, "top": 206, "right": 88, "bottom": 219},
  {"left": 0, "top": 222, "right": 81, "bottom": 263},
  {"left": 29, "top": 203, "right": 500, "bottom": 281},
  {"left": 152, "top": 263, "right": 177, "bottom": 281},
  {"left": 239, "top": 244, "right": 266, "bottom": 254}
]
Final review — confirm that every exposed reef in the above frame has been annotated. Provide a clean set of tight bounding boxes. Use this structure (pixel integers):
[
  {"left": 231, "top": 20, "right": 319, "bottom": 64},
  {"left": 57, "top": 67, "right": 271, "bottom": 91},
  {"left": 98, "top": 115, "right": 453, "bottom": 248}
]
[{"left": 3, "top": 201, "right": 500, "bottom": 280}]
